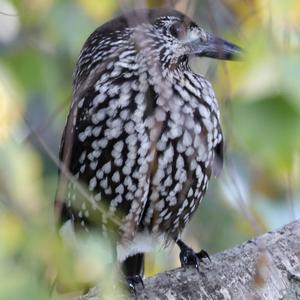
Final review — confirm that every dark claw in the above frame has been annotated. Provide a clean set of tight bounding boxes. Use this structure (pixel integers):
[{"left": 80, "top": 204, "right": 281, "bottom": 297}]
[
  {"left": 176, "top": 239, "right": 211, "bottom": 272},
  {"left": 126, "top": 275, "right": 144, "bottom": 295},
  {"left": 196, "top": 249, "right": 211, "bottom": 262},
  {"left": 180, "top": 247, "right": 200, "bottom": 272}
]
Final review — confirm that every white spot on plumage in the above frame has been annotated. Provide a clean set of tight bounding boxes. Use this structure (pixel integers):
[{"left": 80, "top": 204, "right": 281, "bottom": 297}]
[
  {"left": 116, "top": 184, "right": 124, "bottom": 194},
  {"left": 185, "top": 147, "right": 194, "bottom": 156},
  {"left": 115, "top": 194, "right": 123, "bottom": 203},
  {"left": 94, "top": 193, "right": 101, "bottom": 202},
  {"left": 139, "top": 163, "right": 148, "bottom": 174},
  {"left": 164, "top": 212, "right": 172, "bottom": 220},
  {"left": 79, "top": 151, "right": 86, "bottom": 164},
  {"left": 126, "top": 192, "right": 134, "bottom": 200},
  {"left": 102, "top": 161, "right": 111, "bottom": 174},
  {"left": 125, "top": 121, "right": 135, "bottom": 134},
  {"left": 194, "top": 135, "right": 201, "bottom": 148},
  {"left": 152, "top": 168, "right": 165, "bottom": 185},
  {"left": 93, "top": 94, "right": 106, "bottom": 106},
  {"left": 115, "top": 157, "right": 123, "bottom": 166},
  {"left": 183, "top": 130, "right": 192, "bottom": 147},
  {"left": 155, "top": 200, "right": 164, "bottom": 210},
  {"left": 134, "top": 188, "right": 143, "bottom": 198},
  {"left": 90, "top": 161, "right": 98, "bottom": 170},
  {"left": 126, "top": 134, "right": 137, "bottom": 146},
  {"left": 96, "top": 169, "right": 104, "bottom": 180},
  {"left": 114, "top": 140, "right": 124, "bottom": 153},
  {"left": 203, "top": 118, "right": 213, "bottom": 132},
  {"left": 163, "top": 144, "right": 174, "bottom": 164},
  {"left": 89, "top": 177, "right": 97, "bottom": 191},
  {"left": 159, "top": 208, "right": 169, "bottom": 217},
  {"left": 176, "top": 155, "right": 184, "bottom": 169},
  {"left": 199, "top": 104, "right": 210, "bottom": 118},
  {"left": 194, "top": 124, "right": 202, "bottom": 134},
  {"left": 105, "top": 187, "right": 112, "bottom": 195},
  {"left": 98, "top": 138, "right": 108, "bottom": 148},
  {"left": 80, "top": 164, "right": 86, "bottom": 173},
  {"left": 176, "top": 142, "right": 185, "bottom": 153},
  {"left": 122, "top": 165, "right": 132, "bottom": 175},
  {"left": 78, "top": 98, "right": 85, "bottom": 108},
  {"left": 169, "top": 126, "right": 182, "bottom": 138},
  {"left": 156, "top": 140, "right": 166, "bottom": 151},
  {"left": 91, "top": 140, "right": 99, "bottom": 150},
  {"left": 112, "top": 171, "right": 120, "bottom": 183},
  {"left": 188, "top": 188, "right": 193, "bottom": 198},
  {"left": 92, "top": 110, "right": 105, "bottom": 125},
  {"left": 78, "top": 132, "right": 87, "bottom": 142},
  {"left": 164, "top": 175, "right": 172, "bottom": 187},
  {"left": 155, "top": 108, "right": 166, "bottom": 121},
  {"left": 93, "top": 150, "right": 101, "bottom": 158},
  {"left": 100, "top": 177, "right": 108, "bottom": 189},
  {"left": 92, "top": 126, "right": 101, "bottom": 137}
]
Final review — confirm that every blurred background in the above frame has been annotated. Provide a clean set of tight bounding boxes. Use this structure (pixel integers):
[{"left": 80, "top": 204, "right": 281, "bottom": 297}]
[{"left": 1, "top": 0, "right": 300, "bottom": 298}]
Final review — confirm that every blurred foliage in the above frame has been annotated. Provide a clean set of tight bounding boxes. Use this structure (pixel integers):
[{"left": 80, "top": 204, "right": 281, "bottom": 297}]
[{"left": 0, "top": 0, "right": 300, "bottom": 298}]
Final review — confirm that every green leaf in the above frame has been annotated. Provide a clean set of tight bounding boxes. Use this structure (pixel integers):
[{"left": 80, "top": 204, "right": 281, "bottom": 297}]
[{"left": 232, "top": 93, "right": 300, "bottom": 172}]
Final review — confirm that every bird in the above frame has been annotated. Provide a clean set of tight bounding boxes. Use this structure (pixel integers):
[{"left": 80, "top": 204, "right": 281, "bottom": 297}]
[{"left": 55, "top": 8, "right": 242, "bottom": 293}]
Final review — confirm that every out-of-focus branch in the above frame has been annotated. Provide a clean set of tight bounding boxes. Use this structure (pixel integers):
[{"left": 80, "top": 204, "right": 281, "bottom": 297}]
[{"left": 82, "top": 219, "right": 300, "bottom": 299}]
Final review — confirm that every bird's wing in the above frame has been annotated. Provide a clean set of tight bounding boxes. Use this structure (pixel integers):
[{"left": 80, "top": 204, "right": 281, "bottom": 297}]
[
  {"left": 55, "top": 72, "right": 152, "bottom": 240},
  {"left": 212, "top": 124, "right": 223, "bottom": 177}
]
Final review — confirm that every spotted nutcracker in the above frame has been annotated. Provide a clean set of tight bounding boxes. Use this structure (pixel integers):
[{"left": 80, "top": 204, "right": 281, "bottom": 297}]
[{"left": 55, "top": 8, "right": 242, "bottom": 291}]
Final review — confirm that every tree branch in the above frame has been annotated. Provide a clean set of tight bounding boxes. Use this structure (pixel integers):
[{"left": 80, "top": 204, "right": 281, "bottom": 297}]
[{"left": 82, "top": 219, "right": 300, "bottom": 299}]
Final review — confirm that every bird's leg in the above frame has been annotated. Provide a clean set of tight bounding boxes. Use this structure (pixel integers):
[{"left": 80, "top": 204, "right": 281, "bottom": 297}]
[
  {"left": 126, "top": 275, "right": 144, "bottom": 296},
  {"left": 122, "top": 253, "right": 145, "bottom": 295},
  {"left": 176, "top": 239, "right": 211, "bottom": 272}
]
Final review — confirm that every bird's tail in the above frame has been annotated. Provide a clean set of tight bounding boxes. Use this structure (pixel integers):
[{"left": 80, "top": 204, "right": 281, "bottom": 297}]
[{"left": 122, "top": 253, "right": 144, "bottom": 278}]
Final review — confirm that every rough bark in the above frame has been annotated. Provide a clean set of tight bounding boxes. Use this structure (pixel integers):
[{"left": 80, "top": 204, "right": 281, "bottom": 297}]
[{"left": 81, "top": 219, "right": 300, "bottom": 299}]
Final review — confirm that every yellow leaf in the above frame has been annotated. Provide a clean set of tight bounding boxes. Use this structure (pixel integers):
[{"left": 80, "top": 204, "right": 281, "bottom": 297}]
[
  {"left": 147, "top": 0, "right": 167, "bottom": 8},
  {"left": 0, "top": 67, "right": 23, "bottom": 144},
  {"left": 77, "top": 0, "right": 118, "bottom": 21},
  {"left": 23, "top": 0, "right": 53, "bottom": 13},
  {"left": 0, "top": 213, "right": 23, "bottom": 252}
]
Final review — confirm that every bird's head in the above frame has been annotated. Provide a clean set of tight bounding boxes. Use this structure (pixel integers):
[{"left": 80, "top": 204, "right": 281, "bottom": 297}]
[
  {"left": 75, "top": 8, "right": 242, "bottom": 88},
  {"left": 132, "top": 9, "right": 242, "bottom": 65}
]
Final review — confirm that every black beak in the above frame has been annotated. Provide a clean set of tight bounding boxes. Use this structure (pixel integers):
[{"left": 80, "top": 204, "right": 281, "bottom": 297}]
[{"left": 189, "top": 34, "right": 243, "bottom": 60}]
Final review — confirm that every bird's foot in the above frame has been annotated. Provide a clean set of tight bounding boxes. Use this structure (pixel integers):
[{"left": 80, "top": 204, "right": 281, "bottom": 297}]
[
  {"left": 177, "top": 239, "right": 211, "bottom": 272},
  {"left": 126, "top": 275, "right": 144, "bottom": 296}
]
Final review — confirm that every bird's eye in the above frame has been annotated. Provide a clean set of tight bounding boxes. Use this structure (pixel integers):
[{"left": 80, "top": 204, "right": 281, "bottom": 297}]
[{"left": 170, "top": 22, "right": 187, "bottom": 39}]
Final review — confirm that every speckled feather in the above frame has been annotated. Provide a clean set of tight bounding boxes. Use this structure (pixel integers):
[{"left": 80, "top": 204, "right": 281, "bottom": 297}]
[{"left": 56, "top": 8, "right": 223, "bottom": 257}]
